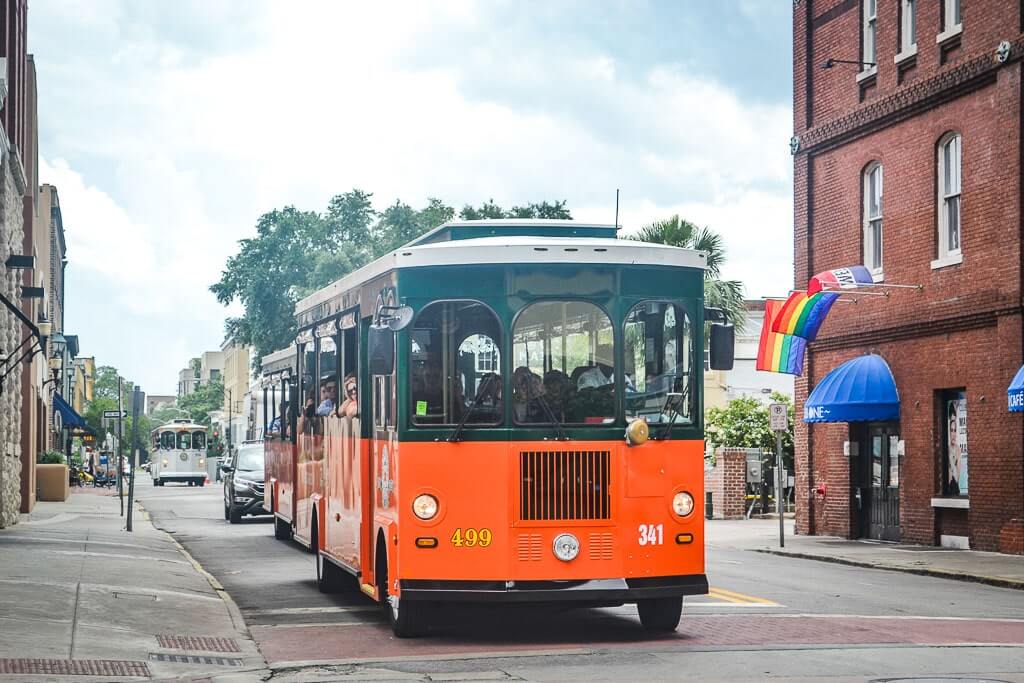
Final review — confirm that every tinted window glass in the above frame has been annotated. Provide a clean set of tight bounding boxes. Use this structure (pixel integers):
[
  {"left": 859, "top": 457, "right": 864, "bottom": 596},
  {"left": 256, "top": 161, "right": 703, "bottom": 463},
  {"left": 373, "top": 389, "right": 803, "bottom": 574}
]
[
  {"left": 624, "top": 302, "right": 692, "bottom": 424},
  {"left": 512, "top": 301, "right": 615, "bottom": 425},
  {"left": 411, "top": 301, "right": 503, "bottom": 426},
  {"left": 160, "top": 431, "right": 176, "bottom": 449},
  {"left": 177, "top": 432, "right": 192, "bottom": 449},
  {"left": 193, "top": 432, "right": 207, "bottom": 450}
]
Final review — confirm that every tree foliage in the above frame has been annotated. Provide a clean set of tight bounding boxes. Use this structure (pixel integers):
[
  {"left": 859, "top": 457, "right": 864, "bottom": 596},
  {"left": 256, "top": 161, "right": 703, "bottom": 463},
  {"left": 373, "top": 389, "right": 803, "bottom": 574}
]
[
  {"left": 705, "top": 391, "right": 794, "bottom": 469},
  {"left": 177, "top": 380, "right": 225, "bottom": 426},
  {"left": 627, "top": 215, "right": 746, "bottom": 331},
  {"left": 212, "top": 191, "right": 572, "bottom": 368}
]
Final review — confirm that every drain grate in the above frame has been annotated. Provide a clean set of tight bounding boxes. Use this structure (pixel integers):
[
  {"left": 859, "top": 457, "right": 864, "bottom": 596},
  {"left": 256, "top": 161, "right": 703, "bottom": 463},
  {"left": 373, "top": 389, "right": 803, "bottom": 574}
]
[
  {"left": 0, "top": 658, "right": 150, "bottom": 677},
  {"left": 156, "top": 635, "right": 240, "bottom": 653},
  {"left": 149, "top": 653, "right": 243, "bottom": 667}
]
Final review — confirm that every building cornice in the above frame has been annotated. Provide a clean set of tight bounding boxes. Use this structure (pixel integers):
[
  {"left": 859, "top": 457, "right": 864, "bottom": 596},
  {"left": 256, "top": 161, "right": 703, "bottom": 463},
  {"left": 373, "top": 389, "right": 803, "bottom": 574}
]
[{"left": 797, "top": 36, "right": 1024, "bottom": 156}]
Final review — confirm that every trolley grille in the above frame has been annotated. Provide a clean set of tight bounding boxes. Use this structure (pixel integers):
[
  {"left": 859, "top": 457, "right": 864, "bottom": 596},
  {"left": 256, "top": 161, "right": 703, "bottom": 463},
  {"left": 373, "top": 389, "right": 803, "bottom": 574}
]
[{"left": 519, "top": 450, "right": 611, "bottom": 521}]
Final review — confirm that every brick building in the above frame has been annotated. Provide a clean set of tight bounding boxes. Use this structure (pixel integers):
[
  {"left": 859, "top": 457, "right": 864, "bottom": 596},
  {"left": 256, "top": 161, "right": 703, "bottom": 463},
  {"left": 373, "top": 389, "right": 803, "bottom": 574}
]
[{"left": 792, "top": 0, "right": 1024, "bottom": 553}]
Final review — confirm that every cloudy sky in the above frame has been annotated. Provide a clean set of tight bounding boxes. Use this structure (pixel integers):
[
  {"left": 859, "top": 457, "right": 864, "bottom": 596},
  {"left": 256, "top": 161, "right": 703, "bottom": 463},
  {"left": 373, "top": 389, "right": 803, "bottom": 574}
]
[{"left": 29, "top": 0, "right": 793, "bottom": 395}]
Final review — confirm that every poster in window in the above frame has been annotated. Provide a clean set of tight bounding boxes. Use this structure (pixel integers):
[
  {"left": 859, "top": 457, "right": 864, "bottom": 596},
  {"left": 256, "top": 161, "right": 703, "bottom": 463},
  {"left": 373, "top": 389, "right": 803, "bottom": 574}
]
[{"left": 945, "top": 395, "right": 968, "bottom": 496}]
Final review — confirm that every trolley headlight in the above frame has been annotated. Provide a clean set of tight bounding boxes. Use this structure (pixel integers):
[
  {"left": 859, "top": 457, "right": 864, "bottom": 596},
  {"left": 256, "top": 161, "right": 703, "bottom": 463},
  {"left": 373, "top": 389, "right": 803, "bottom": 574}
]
[
  {"left": 199, "top": 458, "right": 205, "bottom": 466},
  {"left": 625, "top": 418, "right": 649, "bottom": 446},
  {"left": 672, "top": 491, "right": 695, "bottom": 517},
  {"left": 412, "top": 494, "right": 438, "bottom": 520},
  {"left": 552, "top": 533, "right": 580, "bottom": 562},
  {"left": 162, "top": 459, "right": 168, "bottom": 466}
]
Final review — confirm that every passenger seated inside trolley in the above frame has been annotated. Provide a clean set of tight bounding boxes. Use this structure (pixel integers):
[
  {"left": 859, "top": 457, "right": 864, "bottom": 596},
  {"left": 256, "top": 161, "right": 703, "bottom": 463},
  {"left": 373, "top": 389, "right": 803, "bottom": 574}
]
[
  {"left": 316, "top": 374, "right": 337, "bottom": 416},
  {"left": 338, "top": 373, "right": 358, "bottom": 418}
]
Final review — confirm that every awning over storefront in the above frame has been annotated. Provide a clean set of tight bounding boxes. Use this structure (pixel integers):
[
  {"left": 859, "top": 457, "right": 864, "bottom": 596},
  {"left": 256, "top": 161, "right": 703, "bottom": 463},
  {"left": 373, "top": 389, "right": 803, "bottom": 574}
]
[
  {"left": 804, "top": 354, "right": 900, "bottom": 423},
  {"left": 52, "top": 393, "right": 86, "bottom": 429},
  {"left": 1008, "top": 365, "right": 1024, "bottom": 412}
]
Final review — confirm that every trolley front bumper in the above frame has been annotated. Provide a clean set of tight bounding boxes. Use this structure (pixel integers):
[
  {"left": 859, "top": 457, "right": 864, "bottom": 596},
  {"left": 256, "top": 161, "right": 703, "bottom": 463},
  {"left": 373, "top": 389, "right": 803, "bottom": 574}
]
[{"left": 399, "top": 574, "right": 708, "bottom": 603}]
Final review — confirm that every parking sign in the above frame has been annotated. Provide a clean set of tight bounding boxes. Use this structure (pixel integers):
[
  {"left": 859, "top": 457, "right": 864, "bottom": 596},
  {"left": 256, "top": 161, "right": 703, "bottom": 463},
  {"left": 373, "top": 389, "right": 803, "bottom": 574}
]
[{"left": 769, "top": 403, "right": 787, "bottom": 432}]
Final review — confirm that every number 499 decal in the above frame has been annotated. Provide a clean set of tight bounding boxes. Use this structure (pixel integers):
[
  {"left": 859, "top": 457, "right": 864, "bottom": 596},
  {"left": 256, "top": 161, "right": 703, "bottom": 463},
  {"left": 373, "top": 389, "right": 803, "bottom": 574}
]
[{"left": 638, "top": 523, "right": 664, "bottom": 546}]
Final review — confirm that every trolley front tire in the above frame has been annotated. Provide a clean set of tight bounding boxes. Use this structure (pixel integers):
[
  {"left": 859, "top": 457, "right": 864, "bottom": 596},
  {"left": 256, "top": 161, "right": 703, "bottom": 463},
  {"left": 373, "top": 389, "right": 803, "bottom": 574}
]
[{"left": 637, "top": 596, "right": 682, "bottom": 632}]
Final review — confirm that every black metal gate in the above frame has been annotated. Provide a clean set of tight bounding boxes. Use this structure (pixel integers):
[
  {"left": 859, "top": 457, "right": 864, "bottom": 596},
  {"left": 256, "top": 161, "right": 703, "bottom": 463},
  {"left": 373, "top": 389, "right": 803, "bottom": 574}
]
[{"left": 853, "top": 422, "right": 900, "bottom": 541}]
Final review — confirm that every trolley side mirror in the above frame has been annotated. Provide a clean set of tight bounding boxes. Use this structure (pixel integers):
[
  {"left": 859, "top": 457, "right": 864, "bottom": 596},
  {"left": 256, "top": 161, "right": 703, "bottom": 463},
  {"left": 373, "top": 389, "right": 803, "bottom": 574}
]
[
  {"left": 368, "top": 325, "right": 395, "bottom": 376},
  {"left": 709, "top": 323, "right": 735, "bottom": 371}
]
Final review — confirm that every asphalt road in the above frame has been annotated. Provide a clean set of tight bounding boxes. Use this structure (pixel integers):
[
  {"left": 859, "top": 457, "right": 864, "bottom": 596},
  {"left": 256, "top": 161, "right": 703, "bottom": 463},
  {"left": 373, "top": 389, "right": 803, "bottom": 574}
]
[{"left": 137, "top": 482, "right": 1024, "bottom": 683}]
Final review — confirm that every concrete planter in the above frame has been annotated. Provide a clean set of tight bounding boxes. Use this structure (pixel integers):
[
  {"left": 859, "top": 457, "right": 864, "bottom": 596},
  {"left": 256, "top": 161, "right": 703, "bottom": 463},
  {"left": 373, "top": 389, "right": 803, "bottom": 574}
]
[{"left": 36, "top": 464, "right": 69, "bottom": 502}]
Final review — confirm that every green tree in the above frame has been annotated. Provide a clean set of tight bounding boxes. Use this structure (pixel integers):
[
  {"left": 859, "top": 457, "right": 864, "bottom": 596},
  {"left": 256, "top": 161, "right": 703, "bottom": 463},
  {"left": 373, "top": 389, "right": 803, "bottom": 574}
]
[
  {"left": 92, "top": 366, "right": 121, "bottom": 402},
  {"left": 177, "top": 380, "right": 225, "bottom": 426},
  {"left": 214, "top": 191, "right": 571, "bottom": 369},
  {"left": 627, "top": 215, "right": 746, "bottom": 331},
  {"left": 705, "top": 392, "right": 794, "bottom": 470}
]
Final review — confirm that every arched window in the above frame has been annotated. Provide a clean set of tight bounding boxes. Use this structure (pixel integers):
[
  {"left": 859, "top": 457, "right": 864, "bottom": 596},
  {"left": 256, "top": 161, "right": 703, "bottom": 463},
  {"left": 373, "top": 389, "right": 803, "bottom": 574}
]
[
  {"left": 936, "top": 132, "right": 962, "bottom": 265},
  {"left": 410, "top": 301, "right": 503, "bottom": 426},
  {"left": 177, "top": 431, "right": 192, "bottom": 450},
  {"left": 863, "top": 162, "right": 883, "bottom": 278}
]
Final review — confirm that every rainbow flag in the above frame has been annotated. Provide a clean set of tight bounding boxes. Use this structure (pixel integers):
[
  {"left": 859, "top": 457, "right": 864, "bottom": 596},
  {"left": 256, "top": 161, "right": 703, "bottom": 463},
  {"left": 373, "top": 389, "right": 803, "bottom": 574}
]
[
  {"left": 807, "top": 265, "right": 873, "bottom": 295},
  {"left": 757, "top": 300, "right": 808, "bottom": 375},
  {"left": 771, "top": 291, "right": 840, "bottom": 342}
]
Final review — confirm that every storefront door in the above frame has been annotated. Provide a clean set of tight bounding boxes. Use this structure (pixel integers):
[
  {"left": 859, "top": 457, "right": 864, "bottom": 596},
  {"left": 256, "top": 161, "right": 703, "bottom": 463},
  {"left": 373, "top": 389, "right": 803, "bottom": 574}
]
[{"left": 853, "top": 422, "right": 900, "bottom": 541}]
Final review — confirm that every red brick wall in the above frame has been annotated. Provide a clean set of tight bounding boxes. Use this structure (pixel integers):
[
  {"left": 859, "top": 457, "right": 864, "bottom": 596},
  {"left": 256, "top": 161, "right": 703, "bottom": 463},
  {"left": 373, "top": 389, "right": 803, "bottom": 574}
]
[
  {"left": 704, "top": 448, "right": 748, "bottom": 520},
  {"left": 794, "top": 1, "right": 1024, "bottom": 551}
]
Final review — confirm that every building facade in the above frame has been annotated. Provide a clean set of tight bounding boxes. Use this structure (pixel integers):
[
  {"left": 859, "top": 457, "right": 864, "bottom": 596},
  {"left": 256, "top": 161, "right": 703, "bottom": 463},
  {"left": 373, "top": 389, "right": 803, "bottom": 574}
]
[
  {"left": 145, "top": 394, "right": 174, "bottom": 415},
  {"left": 0, "top": 0, "right": 33, "bottom": 527},
  {"left": 221, "top": 341, "right": 250, "bottom": 447},
  {"left": 793, "top": 0, "right": 1024, "bottom": 552}
]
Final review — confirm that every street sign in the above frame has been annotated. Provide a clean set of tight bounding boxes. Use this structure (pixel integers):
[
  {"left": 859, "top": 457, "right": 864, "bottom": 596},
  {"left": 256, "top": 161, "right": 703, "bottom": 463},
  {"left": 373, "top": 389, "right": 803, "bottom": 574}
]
[
  {"left": 103, "top": 410, "right": 127, "bottom": 419},
  {"left": 769, "top": 403, "right": 787, "bottom": 432}
]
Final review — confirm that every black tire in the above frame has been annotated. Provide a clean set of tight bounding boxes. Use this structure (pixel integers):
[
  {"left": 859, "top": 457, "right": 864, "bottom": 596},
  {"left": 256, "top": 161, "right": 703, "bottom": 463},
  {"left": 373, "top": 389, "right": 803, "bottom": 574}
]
[
  {"left": 229, "top": 506, "right": 242, "bottom": 524},
  {"left": 315, "top": 526, "right": 358, "bottom": 593},
  {"left": 223, "top": 502, "right": 230, "bottom": 520},
  {"left": 377, "top": 539, "right": 427, "bottom": 637},
  {"left": 153, "top": 478, "right": 158, "bottom": 487},
  {"left": 274, "top": 515, "right": 292, "bottom": 541},
  {"left": 198, "top": 478, "right": 205, "bottom": 487},
  {"left": 637, "top": 596, "right": 682, "bottom": 632}
]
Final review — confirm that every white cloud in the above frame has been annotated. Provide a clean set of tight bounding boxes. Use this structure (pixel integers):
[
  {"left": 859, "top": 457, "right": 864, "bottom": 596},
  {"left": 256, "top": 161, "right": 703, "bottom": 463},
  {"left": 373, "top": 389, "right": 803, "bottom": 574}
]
[{"left": 32, "top": 0, "right": 793, "bottom": 392}]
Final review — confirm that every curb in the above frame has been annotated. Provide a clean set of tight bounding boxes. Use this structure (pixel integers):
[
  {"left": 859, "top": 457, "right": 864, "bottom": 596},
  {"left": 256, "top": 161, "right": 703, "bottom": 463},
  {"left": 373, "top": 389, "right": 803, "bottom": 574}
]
[
  {"left": 750, "top": 548, "right": 1024, "bottom": 591},
  {"left": 137, "top": 500, "right": 261, "bottom": 643}
]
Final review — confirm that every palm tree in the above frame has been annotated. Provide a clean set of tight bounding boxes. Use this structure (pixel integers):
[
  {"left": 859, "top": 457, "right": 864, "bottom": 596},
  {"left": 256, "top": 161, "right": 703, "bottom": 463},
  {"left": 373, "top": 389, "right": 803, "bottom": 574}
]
[{"left": 627, "top": 215, "right": 746, "bottom": 331}]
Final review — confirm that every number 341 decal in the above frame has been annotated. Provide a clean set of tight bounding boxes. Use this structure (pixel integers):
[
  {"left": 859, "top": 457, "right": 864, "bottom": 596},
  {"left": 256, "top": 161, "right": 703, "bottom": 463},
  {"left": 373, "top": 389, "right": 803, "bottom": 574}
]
[{"left": 638, "top": 523, "right": 664, "bottom": 546}]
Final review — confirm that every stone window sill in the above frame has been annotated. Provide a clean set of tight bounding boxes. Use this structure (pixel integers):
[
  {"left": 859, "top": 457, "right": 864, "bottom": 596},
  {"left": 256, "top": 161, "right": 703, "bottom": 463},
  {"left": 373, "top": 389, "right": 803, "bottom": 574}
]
[
  {"left": 871, "top": 269, "right": 884, "bottom": 283},
  {"left": 856, "top": 65, "right": 878, "bottom": 83},
  {"left": 936, "top": 24, "right": 962, "bottom": 45},
  {"left": 931, "top": 497, "right": 969, "bottom": 509},
  {"left": 930, "top": 252, "right": 963, "bottom": 270},
  {"left": 894, "top": 46, "right": 918, "bottom": 65}
]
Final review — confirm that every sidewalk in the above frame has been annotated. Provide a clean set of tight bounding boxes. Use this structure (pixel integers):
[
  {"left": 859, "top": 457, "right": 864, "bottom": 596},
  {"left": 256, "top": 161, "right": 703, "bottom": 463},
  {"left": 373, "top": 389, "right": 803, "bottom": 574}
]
[
  {"left": 708, "top": 518, "right": 1024, "bottom": 590},
  {"left": 0, "top": 488, "right": 265, "bottom": 681}
]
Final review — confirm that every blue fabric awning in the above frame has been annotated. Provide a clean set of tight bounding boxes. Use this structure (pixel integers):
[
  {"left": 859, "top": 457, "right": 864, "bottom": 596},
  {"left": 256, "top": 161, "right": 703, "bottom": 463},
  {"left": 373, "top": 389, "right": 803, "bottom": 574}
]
[
  {"left": 53, "top": 393, "right": 86, "bottom": 428},
  {"left": 1008, "top": 365, "right": 1024, "bottom": 412},
  {"left": 804, "top": 354, "right": 900, "bottom": 423}
]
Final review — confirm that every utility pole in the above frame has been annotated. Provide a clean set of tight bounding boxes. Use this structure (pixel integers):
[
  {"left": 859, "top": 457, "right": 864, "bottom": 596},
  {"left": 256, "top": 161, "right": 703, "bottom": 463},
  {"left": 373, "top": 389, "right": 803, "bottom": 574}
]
[
  {"left": 117, "top": 376, "right": 124, "bottom": 516},
  {"left": 126, "top": 386, "right": 141, "bottom": 532}
]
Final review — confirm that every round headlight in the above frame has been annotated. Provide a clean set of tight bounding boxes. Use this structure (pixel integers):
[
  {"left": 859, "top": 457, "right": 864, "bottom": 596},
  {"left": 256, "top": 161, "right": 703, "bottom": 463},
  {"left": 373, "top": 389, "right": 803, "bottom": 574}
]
[
  {"left": 552, "top": 533, "right": 580, "bottom": 562},
  {"left": 162, "top": 459, "right": 168, "bottom": 466},
  {"left": 673, "top": 491, "right": 695, "bottom": 517},
  {"left": 199, "top": 458, "right": 205, "bottom": 466},
  {"left": 412, "top": 494, "right": 438, "bottom": 520}
]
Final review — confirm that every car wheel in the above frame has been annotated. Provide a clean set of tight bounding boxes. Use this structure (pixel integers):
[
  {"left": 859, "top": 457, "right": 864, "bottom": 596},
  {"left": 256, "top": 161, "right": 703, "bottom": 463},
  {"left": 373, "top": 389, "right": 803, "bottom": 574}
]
[
  {"left": 637, "top": 596, "right": 682, "bottom": 632},
  {"left": 223, "top": 502, "right": 230, "bottom": 520},
  {"left": 229, "top": 506, "right": 242, "bottom": 524}
]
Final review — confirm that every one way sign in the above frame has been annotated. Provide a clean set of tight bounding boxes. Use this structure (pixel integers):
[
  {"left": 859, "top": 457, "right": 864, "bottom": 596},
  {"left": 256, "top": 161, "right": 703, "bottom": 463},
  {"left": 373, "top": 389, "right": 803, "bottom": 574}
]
[{"left": 103, "top": 410, "right": 127, "bottom": 419}]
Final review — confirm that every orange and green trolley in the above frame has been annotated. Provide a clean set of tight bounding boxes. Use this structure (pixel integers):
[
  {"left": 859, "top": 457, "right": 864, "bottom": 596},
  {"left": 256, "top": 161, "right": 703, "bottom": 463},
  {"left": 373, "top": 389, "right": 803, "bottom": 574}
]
[{"left": 262, "top": 219, "right": 733, "bottom": 636}]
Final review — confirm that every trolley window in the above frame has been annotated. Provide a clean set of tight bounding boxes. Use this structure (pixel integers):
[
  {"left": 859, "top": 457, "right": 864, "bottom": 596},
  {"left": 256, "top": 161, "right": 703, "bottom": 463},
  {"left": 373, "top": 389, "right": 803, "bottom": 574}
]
[
  {"left": 192, "top": 431, "right": 207, "bottom": 450},
  {"left": 160, "top": 431, "right": 176, "bottom": 449},
  {"left": 316, "top": 336, "right": 338, "bottom": 418},
  {"left": 624, "top": 301, "right": 693, "bottom": 424},
  {"left": 299, "top": 342, "right": 317, "bottom": 435},
  {"left": 177, "top": 431, "right": 192, "bottom": 450},
  {"left": 410, "top": 301, "right": 503, "bottom": 426},
  {"left": 512, "top": 301, "right": 616, "bottom": 425}
]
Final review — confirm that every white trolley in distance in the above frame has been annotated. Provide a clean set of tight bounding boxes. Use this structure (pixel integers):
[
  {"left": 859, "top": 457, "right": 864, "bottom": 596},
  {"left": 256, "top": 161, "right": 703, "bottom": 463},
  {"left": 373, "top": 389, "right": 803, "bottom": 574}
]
[{"left": 150, "top": 419, "right": 209, "bottom": 487}]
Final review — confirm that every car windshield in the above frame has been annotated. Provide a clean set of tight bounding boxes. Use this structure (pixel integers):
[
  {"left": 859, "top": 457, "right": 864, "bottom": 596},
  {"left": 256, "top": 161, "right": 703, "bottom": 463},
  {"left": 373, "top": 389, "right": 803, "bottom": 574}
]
[{"left": 234, "top": 447, "right": 263, "bottom": 471}]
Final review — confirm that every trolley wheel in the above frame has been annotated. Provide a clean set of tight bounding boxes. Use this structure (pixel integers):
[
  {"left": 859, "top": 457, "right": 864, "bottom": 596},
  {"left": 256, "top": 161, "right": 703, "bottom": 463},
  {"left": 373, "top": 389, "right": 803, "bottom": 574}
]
[
  {"left": 198, "top": 478, "right": 205, "bottom": 488},
  {"left": 314, "top": 532, "right": 358, "bottom": 594},
  {"left": 637, "top": 596, "right": 682, "bottom": 632},
  {"left": 377, "top": 541, "right": 427, "bottom": 637},
  {"left": 229, "top": 507, "right": 242, "bottom": 524},
  {"left": 274, "top": 515, "right": 293, "bottom": 541},
  {"left": 153, "top": 478, "right": 158, "bottom": 487}
]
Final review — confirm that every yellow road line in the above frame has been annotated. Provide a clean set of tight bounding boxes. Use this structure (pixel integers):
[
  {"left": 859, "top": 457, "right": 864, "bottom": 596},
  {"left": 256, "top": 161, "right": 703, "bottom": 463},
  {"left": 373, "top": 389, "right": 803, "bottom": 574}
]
[{"left": 707, "top": 587, "right": 779, "bottom": 605}]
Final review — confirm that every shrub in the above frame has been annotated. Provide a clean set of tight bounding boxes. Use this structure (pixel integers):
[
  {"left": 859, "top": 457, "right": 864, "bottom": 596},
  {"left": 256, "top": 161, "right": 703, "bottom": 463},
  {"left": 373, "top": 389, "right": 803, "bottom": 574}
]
[{"left": 37, "top": 450, "right": 66, "bottom": 465}]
